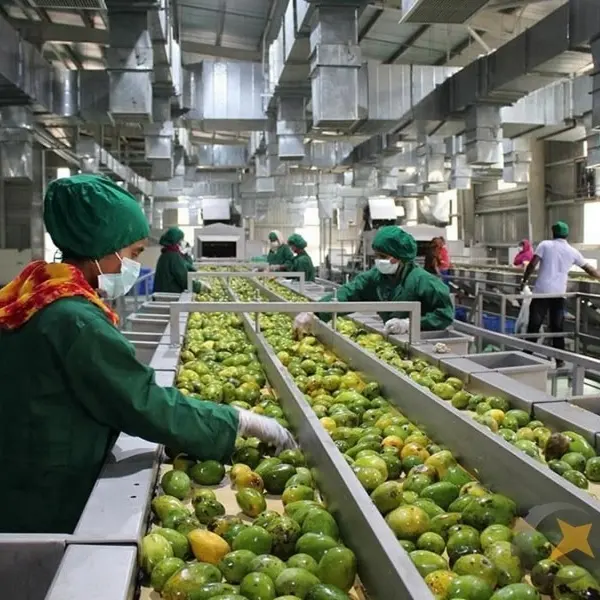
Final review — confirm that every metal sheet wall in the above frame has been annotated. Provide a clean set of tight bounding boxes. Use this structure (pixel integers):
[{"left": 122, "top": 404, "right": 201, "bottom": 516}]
[{"left": 474, "top": 187, "right": 529, "bottom": 245}]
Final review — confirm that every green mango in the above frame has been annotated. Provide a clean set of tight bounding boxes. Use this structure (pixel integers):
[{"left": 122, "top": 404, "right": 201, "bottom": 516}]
[
  {"left": 249, "top": 554, "right": 287, "bottom": 582},
  {"left": 266, "top": 517, "right": 303, "bottom": 560},
  {"left": 305, "top": 584, "right": 350, "bottom": 600},
  {"left": 239, "top": 572, "right": 277, "bottom": 600},
  {"left": 162, "top": 562, "right": 222, "bottom": 600},
  {"left": 188, "top": 582, "right": 239, "bottom": 599},
  {"left": 317, "top": 546, "right": 357, "bottom": 592},
  {"left": 530, "top": 558, "right": 561, "bottom": 594},
  {"left": 553, "top": 565, "right": 600, "bottom": 600},
  {"left": 409, "top": 550, "right": 448, "bottom": 577},
  {"left": 139, "top": 533, "right": 173, "bottom": 575},
  {"left": 420, "top": 482, "right": 460, "bottom": 511},
  {"left": 275, "top": 568, "right": 321, "bottom": 599},
  {"left": 512, "top": 530, "right": 551, "bottom": 569},
  {"left": 484, "top": 541, "right": 523, "bottom": 586},
  {"left": 150, "top": 557, "right": 185, "bottom": 592},
  {"left": 218, "top": 549, "right": 257, "bottom": 584},
  {"left": 153, "top": 527, "right": 190, "bottom": 560},
  {"left": 295, "top": 533, "right": 339, "bottom": 562},
  {"left": 461, "top": 494, "right": 517, "bottom": 531},
  {"left": 489, "top": 583, "right": 541, "bottom": 599},
  {"left": 453, "top": 554, "right": 498, "bottom": 588},
  {"left": 301, "top": 508, "right": 340, "bottom": 539}
]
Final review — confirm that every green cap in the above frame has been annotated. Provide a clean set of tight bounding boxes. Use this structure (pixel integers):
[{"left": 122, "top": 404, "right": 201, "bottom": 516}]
[
  {"left": 372, "top": 226, "right": 417, "bottom": 261},
  {"left": 552, "top": 221, "right": 569, "bottom": 238},
  {"left": 268, "top": 231, "right": 279, "bottom": 242},
  {"left": 287, "top": 233, "right": 307, "bottom": 249},
  {"left": 43, "top": 174, "right": 149, "bottom": 260},
  {"left": 160, "top": 227, "right": 185, "bottom": 246}
]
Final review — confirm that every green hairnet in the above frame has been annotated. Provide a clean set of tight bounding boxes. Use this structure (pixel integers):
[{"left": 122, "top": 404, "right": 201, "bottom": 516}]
[
  {"left": 372, "top": 226, "right": 417, "bottom": 261},
  {"left": 160, "top": 227, "right": 185, "bottom": 246},
  {"left": 44, "top": 174, "right": 149, "bottom": 260},
  {"left": 552, "top": 221, "right": 569, "bottom": 237},
  {"left": 288, "top": 233, "right": 307, "bottom": 249}
]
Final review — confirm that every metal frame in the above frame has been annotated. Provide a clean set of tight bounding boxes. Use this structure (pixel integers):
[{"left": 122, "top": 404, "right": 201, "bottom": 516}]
[
  {"left": 188, "top": 270, "right": 307, "bottom": 294},
  {"left": 169, "top": 300, "right": 422, "bottom": 346},
  {"left": 225, "top": 287, "right": 434, "bottom": 600}
]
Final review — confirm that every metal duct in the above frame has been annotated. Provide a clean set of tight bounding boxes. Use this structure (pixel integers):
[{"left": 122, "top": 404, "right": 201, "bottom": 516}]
[
  {"left": 400, "top": 0, "right": 489, "bottom": 24},
  {"left": 144, "top": 196, "right": 154, "bottom": 226},
  {"left": 503, "top": 138, "right": 531, "bottom": 184},
  {"left": 309, "top": 5, "right": 365, "bottom": 130},
  {"left": 592, "top": 37, "right": 600, "bottom": 129},
  {"left": 145, "top": 121, "right": 174, "bottom": 180},
  {"left": 277, "top": 96, "right": 307, "bottom": 161},
  {"left": 403, "top": 198, "right": 418, "bottom": 224},
  {"left": 255, "top": 129, "right": 278, "bottom": 194},
  {"left": 464, "top": 105, "right": 502, "bottom": 166},
  {"left": 106, "top": 7, "right": 153, "bottom": 122},
  {"left": 202, "top": 61, "right": 268, "bottom": 132},
  {"left": 587, "top": 133, "right": 600, "bottom": 168},
  {"left": 198, "top": 144, "right": 247, "bottom": 169},
  {"left": 416, "top": 137, "right": 447, "bottom": 195},
  {"left": 0, "top": 106, "right": 34, "bottom": 181},
  {"left": 446, "top": 136, "right": 471, "bottom": 190}
]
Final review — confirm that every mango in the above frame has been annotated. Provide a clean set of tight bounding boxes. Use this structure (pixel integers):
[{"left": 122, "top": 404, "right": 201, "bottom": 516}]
[
  {"left": 139, "top": 533, "right": 173, "bottom": 575},
  {"left": 236, "top": 487, "right": 267, "bottom": 518},
  {"left": 317, "top": 546, "right": 356, "bottom": 592},
  {"left": 162, "top": 562, "right": 223, "bottom": 600},
  {"left": 187, "top": 529, "right": 231, "bottom": 565}
]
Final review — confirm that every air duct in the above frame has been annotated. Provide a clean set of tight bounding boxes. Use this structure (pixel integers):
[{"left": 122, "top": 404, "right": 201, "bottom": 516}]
[
  {"left": 503, "top": 138, "right": 531, "bottom": 183},
  {"left": 0, "top": 106, "right": 34, "bottom": 181},
  {"left": 198, "top": 144, "right": 247, "bottom": 169},
  {"left": 202, "top": 60, "right": 268, "bottom": 132},
  {"left": 400, "top": 0, "right": 490, "bottom": 24},
  {"left": 464, "top": 105, "right": 502, "bottom": 166},
  {"left": 416, "top": 137, "right": 447, "bottom": 195},
  {"left": 277, "top": 96, "right": 307, "bottom": 161},
  {"left": 447, "top": 136, "right": 471, "bottom": 190},
  {"left": 106, "top": 5, "right": 153, "bottom": 122},
  {"left": 255, "top": 129, "right": 278, "bottom": 194},
  {"left": 145, "top": 121, "right": 174, "bottom": 180},
  {"left": 309, "top": 4, "right": 365, "bottom": 130}
]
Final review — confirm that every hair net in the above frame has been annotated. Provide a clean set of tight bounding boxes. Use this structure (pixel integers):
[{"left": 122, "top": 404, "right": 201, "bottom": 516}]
[
  {"left": 288, "top": 233, "right": 307, "bottom": 249},
  {"left": 372, "top": 226, "right": 417, "bottom": 261},
  {"left": 44, "top": 174, "right": 149, "bottom": 260},
  {"left": 160, "top": 227, "right": 185, "bottom": 246},
  {"left": 269, "top": 230, "right": 284, "bottom": 243}
]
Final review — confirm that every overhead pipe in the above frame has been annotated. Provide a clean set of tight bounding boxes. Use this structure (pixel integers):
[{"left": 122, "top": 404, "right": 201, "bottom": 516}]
[
  {"left": 277, "top": 95, "right": 307, "bottom": 161},
  {"left": 0, "top": 106, "right": 34, "bottom": 181},
  {"left": 503, "top": 138, "right": 532, "bottom": 184}
]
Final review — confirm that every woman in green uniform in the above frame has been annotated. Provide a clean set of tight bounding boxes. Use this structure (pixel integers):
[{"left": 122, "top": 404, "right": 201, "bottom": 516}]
[
  {"left": 294, "top": 226, "right": 453, "bottom": 335},
  {"left": 287, "top": 233, "right": 316, "bottom": 282},
  {"left": 154, "top": 227, "right": 194, "bottom": 293},
  {"left": 0, "top": 174, "right": 294, "bottom": 534},
  {"left": 267, "top": 230, "right": 294, "bottom": 270}
]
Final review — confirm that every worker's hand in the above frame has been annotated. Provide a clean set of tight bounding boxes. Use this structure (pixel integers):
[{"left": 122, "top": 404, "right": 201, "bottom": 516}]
[
  {"left": 384, "top": 318, "right": 410, "bottom": 335},
  {"left": 293, "top": 312, "right": 314, "bottom": 339},
  {"left": 518, "top": 281, "right": 526, "bottom": 293},
  {"left": 199, "top": 279, "right": 212, "bottom": 292},
  {"left": 236, "top": 409, "right": 297, "bottom": 454}
]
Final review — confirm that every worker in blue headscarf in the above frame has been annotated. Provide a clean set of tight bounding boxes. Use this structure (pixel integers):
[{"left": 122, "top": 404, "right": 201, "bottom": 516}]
[
  {"left": 294, "top": 226, "right": 454, "bottom": 335},
  {"left": 0, "top": 174, "right": 294, "bottom": 534}
]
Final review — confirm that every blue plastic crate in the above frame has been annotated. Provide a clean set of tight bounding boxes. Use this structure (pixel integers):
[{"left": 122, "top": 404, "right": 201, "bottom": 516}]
[
  {"left": 482, "top": 313, "right": 516, "bottom": 334},
  {"left": 135, "top": 267, "right": 154, "bottom": 295},
  {"left": 455, "top": 306, "right": 468, "bottom": 322}
]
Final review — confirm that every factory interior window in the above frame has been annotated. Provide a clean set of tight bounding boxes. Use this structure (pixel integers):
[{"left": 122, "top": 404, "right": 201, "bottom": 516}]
[
  {"left": 583, "top": 202, "right": 600, "bottom": 244},
  {"left": 55, "top": 167, "right": 71, "bottom": 180}
]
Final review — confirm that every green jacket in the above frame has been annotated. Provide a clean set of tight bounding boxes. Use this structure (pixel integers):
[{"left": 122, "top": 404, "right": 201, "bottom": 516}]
[
  {"left": 183, "top": 253, "right": 196, "bottom": 272},
  {"left": 0, "top": 298, "right": 238, "bottom": 533},
  {"left": 290, "top": 251, "right": 316, "bottom": 282},
  {"left": 154, "top": 250, "right": 189, "bottom": 293},
  {"left": 267, "top": 243, "right": 294, "bottom": 269},
  {"left": 318, "top": 263, "right": 453, "bottom": 331}
]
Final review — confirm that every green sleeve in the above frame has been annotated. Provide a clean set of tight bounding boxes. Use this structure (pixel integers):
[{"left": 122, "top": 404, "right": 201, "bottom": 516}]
[
  {"left": 184, "top": 255, "right": 196, "bottom": 272},
  {"left": 64, "top": 319, "right": 239, "bottom": 461},
  {"left": 267, "top": 250, "right": 277, "bottom": 265},
  {"left": 418, "top": 279, "right": 454, "bottom": 331},
  {"left": 170, "top": 253, "right": 189, "bottom": 290},
  {"left": 316, "top": 269, "right": 379, "bottom": 323},
  {"left": 280, "top": 245, "right": 295, "bottom": 271}
]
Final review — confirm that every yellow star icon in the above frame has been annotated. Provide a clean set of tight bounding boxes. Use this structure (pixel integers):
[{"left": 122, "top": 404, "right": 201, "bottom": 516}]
[{"left": 550, "top": 520, "right": 594, "bottom": 560}]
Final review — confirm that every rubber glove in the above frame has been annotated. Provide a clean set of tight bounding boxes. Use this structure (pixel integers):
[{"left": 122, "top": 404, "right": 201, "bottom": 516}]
[
  {"left": 293, "top": 312, "right": 314, "bottom": 337},
  {"left": 199, "top": 279, "right": 212, "bottom": 292},
  {"left": 384, "top": 318, "right": 410, "bottom": 335},
  {"left": 236, "top": 409, "right": 297, "bottom": 454}
]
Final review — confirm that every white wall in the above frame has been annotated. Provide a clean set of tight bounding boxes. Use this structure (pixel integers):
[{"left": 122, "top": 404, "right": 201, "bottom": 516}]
[{"left": 0, "top": 249, "right": 33, "bottom": 286}]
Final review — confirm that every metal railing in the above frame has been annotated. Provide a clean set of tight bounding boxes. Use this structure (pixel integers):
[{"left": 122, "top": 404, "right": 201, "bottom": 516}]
[
  {"left": 112, "top": 269, "right": 155, "bottom": 326},
  {"left": 169, "top": 301, "right": 422, "bottom": 346},
  {"left": 187, "top": 270, "right": 306, "bottom": 294}
]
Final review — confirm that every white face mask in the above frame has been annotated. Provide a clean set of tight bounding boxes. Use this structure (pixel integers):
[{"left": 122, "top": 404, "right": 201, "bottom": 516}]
[
  {"left": 270, "top": 241, "right": 279, "bottom": 249},
  {"left": 96, "top": 253, "right": 141, "bottom": 299},
  {"left": 375, "top": 259, "right": 399, "bottom": 275}
]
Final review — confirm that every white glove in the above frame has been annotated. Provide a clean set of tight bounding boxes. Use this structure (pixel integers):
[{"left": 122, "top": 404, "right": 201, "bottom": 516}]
[
  {"left": 433, "top": 342, "right": 451, "bottom": 354},
  {"left": 236, "top": 409, "right": 297, "bottom": 454},
  {"left": 384, "top": 318, "right": 410, "bottom": 335},
  {"left": 294, "top": 312, "right": 314, "bottom": 336},
  {"left": 199, "top": 279, "right": 212, "bottom": 292}
]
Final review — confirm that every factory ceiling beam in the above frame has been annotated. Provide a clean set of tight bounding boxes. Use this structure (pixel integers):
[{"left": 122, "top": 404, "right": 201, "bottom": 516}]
[
  {"left": 9, "top": 20, "right": 109, "bottom": 45},
  {"left": 181, "top": 40, "right": 261, "bottom": 61},
  {"left": 215, "top": 0, "right": 226, "bottom": 48},
  {"left": 383, "top": 25, "right": 430, "bottom": 64},
  {"left": 358, "top": 8, "right": 383, "bottom": 42}
]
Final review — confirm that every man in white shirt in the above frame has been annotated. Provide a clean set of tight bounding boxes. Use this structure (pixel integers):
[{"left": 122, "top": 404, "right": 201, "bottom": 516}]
[{"left": 521, "top": 221, "right": 600, "bottom": 363}]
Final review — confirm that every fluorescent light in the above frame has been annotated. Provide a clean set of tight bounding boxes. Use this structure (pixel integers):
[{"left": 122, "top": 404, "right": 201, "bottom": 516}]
[{"left": 56, "top": 167, "right": 71, "bottom": 179}]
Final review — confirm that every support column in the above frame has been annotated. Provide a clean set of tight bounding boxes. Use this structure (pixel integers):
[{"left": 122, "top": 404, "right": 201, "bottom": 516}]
[
  {"left": 528, "top": 139, "right": 546, "bottom": 243},
  {"left": 458, "top": 189, "right": 475, "bottom": 245}
]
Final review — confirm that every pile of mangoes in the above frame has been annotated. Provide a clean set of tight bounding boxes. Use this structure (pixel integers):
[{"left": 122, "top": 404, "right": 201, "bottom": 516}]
[
  {"left": 222, "top": 277, "right": 600, "bottom": 600},
  {"left": 141, "top": 281, "right": 359, "bottom": 600},
  {"left": 261, "top": 280, "right": 600, "bottom": 492}
]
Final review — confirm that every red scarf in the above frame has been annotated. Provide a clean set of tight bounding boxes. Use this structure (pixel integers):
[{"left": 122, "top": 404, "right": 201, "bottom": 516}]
[{"left": 0, "top": 261, "right": 118, "bottom": 330}]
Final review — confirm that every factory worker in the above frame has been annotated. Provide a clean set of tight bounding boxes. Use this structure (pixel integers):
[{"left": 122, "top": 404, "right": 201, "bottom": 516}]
[
  {"left": 267, "top": 230, "right": 294, "bottom": 271},
  {"left": 154, "top": 227, "right": 194, "bottom": 293},
  {"left": 294, "top": 226, "right": 454, "bottom": 336},
  {"left": 287, "top": 233, "right": 316, "bottom": 282},
  {"left": 180, "top": 240, "right": 196, "bottom": 271},
  {"left": 0, "top": 174, "right": 294, "bottom": 534},
  {"left": 513, "top": 239, "right": 533, "bottom": 268}
]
